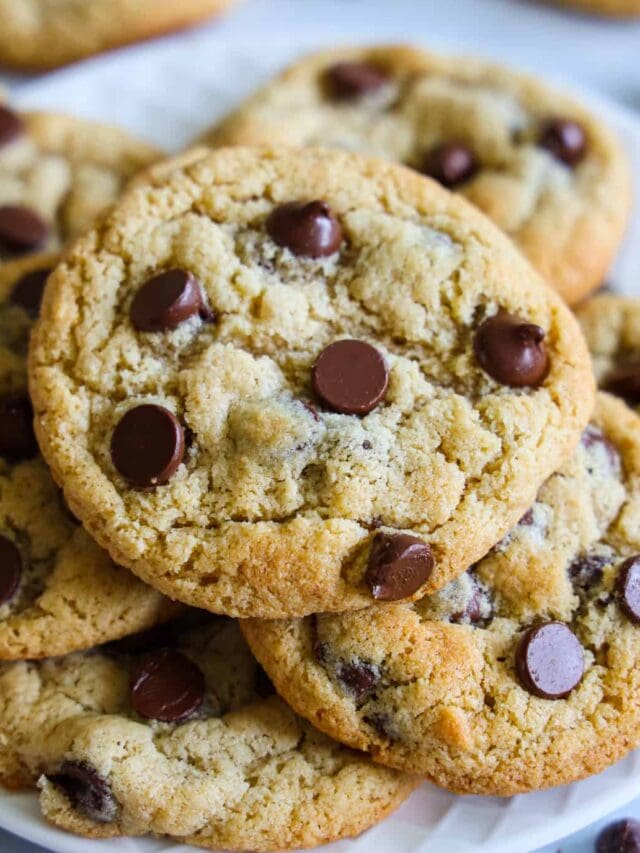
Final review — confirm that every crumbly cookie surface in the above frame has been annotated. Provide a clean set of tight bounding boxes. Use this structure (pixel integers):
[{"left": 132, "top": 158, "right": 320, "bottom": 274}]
[
  {"left": 29, "top": 146, "right": 594, "bottom": 618},
  {"left": 0, "top": 257, "right": 178, "bottom": 660},
  {"left": 204, "top": 45, "right": 631, "bottom": 305},
  {"left": 0, "top": 0, "right": 238, "bottom": 70},
  {"left": 0, "top": 105, "right": 159, "bottom": 261},
  {"left": 0, "top": 616, "right": 416, "bottom": 850},
  {"left": 244, "top": 393, "right": 640, "bottom": 795}
]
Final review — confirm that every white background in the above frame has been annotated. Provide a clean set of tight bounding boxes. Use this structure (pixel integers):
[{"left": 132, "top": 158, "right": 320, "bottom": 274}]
[{"left": 2, "top": 0, "right": 640, "bottom": 850}]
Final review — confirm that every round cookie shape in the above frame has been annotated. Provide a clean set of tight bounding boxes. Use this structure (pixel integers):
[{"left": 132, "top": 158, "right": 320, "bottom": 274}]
[
  {"left": 0, "top": 0, "right": 240, "bottom": 71},
  {"left": 0, "top": 616, "right": 417, "bottom": 851},
  {"left": 0, "top": 105, "right": 159, "bottom": 263},
  {"left": 243, "top": 393, "right": 640, "bottom": 794},
  {"left": 29, "top": 146, "right": 594, "bottom": 618},
  {"left": 203, "top": 45, "right": 631, "bottom": 306},
  {"left": 577, "top": 294, "right": 640, "bottom": 411},
  {"left": 0, "top": 258, "right": 179, "bottom": 660}
]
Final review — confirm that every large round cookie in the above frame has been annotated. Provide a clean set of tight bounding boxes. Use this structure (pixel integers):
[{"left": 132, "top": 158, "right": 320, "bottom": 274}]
[
  {"left": 0, "top": 615, "right": 417, "bottom": 850},
  {"left": 29, "top": 146, "right": 594, "bottom": 618},
  {"left": 244, "top": 393, "right": 640, "bottom": 795},
  {"left": 0, "top": 256, "right": 179, "bottom": 659},
  {"left": 0, "top": 0, "right": 239, "bottom": 71},
  {"left": 577, "top": 293, "right": 640, "bottom": 412},
  {"left": 204, "top": 45, "right": 631, "bottom": 306},
  {"left": 0, "top": 103, "right": 159, "bottom": 263}
]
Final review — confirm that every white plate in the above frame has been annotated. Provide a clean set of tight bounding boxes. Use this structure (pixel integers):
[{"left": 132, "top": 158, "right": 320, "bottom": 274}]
[{"left": 3, "top": 28, "right": 640, "bottom": 853}]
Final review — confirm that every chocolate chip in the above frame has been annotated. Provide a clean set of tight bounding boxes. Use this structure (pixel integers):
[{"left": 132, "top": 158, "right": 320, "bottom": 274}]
[
  {"left": 0, "top": 535, "right": 21, "bottom": 606},
  {"left": 130, "top": 647, "right": 205, "bottom": 722},
  {"left": 365, "top": 532, "right": 434, "bottom": 601},
  {"left": 324, "top": 61, "right": 389, "bottom": 100},
  {"left": 312, "top": 339, "right": 388, "bottom": 415},
  {"left": 130, "top": 268, "right": 206, "bottom": 332},
  {"left": 10, "top": 267, "right": 52, "bottom": 316},
  {"left": 337, "top": 659, "right": 379, "bottom": 700},
  {"left": 254, "top": 665, "right": 276, "bottom": 699},
  {"left": 422, "top": 143, "right": 477, "bottom": 188},
  {"left": 515, "top": 622, "right": 584, "bottom": 699},
  {"left": 569, "top": 553, "right": 609, "bottom": 591},
  {"left": 474, "top": 311, "right": 549, "bottom": 388},
  {"left": 0, "top": 106, "right": 24, "bottom": 148},
  {"left": 617, "top": 556, "right": 640, "bottom": 624},
  {"left": 581, "top": 425, "right": 621, "bottom": 473},
  {"left": 518, "top": 508, "right": 535, "bottom": 526},
  {"left": 604, "top": 365, "right": 640, "bottom": 406},
  {"left": 0, "top": 206, "right": 49, "bottom": 254},
  {"left": 47, "top": 761, "right": 118, "bottom": 823},
  {"left": 0, "top": 394, "right": 37, "bottom": 461},
  {"left": 597, "top": 818, "right": 640, "bottom": 852},
  {"left": 111, "top": 404, "right": 184, "bottom": 488},
  {"left": 363, "top": 712, "right": 397, "bottom": 740},
  {"left": 538, "top": 118, "right": 587, "bottom": 167},
  {"left": 451, "top": 574, "right": 492, "bottom": 625},
  {"left": 362, "top": 439, "right": 372, "bottom": 450},
  {"left": 266, "top": 200, "right": 342, "bottom": 258}
]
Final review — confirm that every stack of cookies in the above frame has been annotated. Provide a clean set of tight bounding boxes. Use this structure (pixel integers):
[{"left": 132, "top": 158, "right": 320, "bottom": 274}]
[{"left": 0, "top": 44, "right": 639, "bottom": 853}]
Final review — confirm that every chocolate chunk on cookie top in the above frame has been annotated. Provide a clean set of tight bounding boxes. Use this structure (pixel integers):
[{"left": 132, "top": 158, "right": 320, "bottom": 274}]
[
  {"left": 243, "top": 394, "right": 640, "bottom": 793},
  {"left": 29, "top": 146, "right": 593, "bottom": 618}
]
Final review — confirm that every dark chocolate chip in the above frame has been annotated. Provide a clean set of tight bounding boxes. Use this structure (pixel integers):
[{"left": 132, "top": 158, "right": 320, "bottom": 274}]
[
  {"left": 515, "top": 621, "right": 584, "bottom": 699},
  {"left": 362, "top": 439, "right": 372, "bottom": 450},
  {"left": 581, "top": 424, "right": 621, "bottom": 473},
  {"left": 363, "top": 711, "right": 397, "bottom": 740},
  {"left": 130, "top": 647, "right": 205, "bottom": 722},
  {"left": 422, "top": 142, "right": 477, "bottom": 188},
  {"left": 0, "top": 394, "right": 38, "bottom": 461},
  {"left": 266, "top": 200, "right": 342, "bottom": 258},
  {"left": 312, "top": 339, "right": 388, "bottom": 415},
  {"left": 0, "top": 106, "right": 24, "bottom": 148},
  {"left": 617, "top": 556, "right": 640, "bottom": 624},
  {"left": 569, "top": 553, "right": 609, "bottom": 591},
  {"left": 604, "top": 365, "right": 640, "bottom": 406},
  {"left": 337, "top": 659, "right": 379, "bottom": 700},
  {"left": 365, "top": 532, "right": 434, "bottom": 601},
  {"left": 111, "top": 404, "right": 184, "bottom": 488},
  {"left": 0, "top": 206, "right": 49, "bottom": 254},
  {"left": 254, "top": 665, "right": 276, "bottom": 699},
  {"left": 10, "top": 267, "right": 52, "bottom": 316},
  {"left": 518, "top": 508, "right": 535, "bottom": 526},
  {"left": 597, "top": 818, "right": 640, "bottom": 853},
  {"left": 47, "top": 761, "right": 118, "bottom": 823},
  {"left": 451, "top": 574, "right": 492, "bottom": 625},
  {"left": 324, "top": 61, "right": 389, "bottom": 100},
  {"left": 130, "top": 268, "right": 206, "bottom": 332},
  {"left": 474, "top": 311, "right": 549, "bottom": 388},
  {"left": 0, "top": 535, "right": 21, "bottom": 606},
  {"left": 538, "top": 118, "right": 587, "bottom": 167}
]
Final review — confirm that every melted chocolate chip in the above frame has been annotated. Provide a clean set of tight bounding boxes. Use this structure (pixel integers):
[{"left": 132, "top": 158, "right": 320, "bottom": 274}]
[
  {"left": 365, "top": 532, "right": 434, "bottom": 601},
  {"left": 130, "top": 647, "right": 205, "bottom": 722},
  {"left": 0, "top": 206, "right": 49, "bottom": 254},
  {"left": 266, "top": 200, "right": 342, "bottom": 258},
  {"left": 324, "top": 61, "right": 389, "bottom": 100},
  {"left": 515, "top": 622, "right": 584, "bottom": 699},
  {"left": 0, "top": 106, "right": 24, "bottom": 148},
  {"left": 337, "top": 659, "right": 379, "bottom": 700},
  {"left": 569, "top": 553, "right": 609, "bottom": 591},
  {"left": 47, "top": 761, "right": 118, "bottom": 823},
  {"left": 10, "top": 267, "right": 52, "bottom": 316},
  {"left": 474, "top": 311, "right": 549, "bottom": 388},
  {"left": 0, "top": 394, "right": 38, "bottom": 461},
  {"left": 422, "top": 143, "right": 477, "bottom": 188},
  {"left": 312, "top": 339, "right": 388, "bottom": 415},
  {"left": 538, "top": 118, "right": 587, "bottom": 167},
  {"left": 604, "top": 365, "right": 640, "bottom": 406},
  {"left": 617, "top": 556, "right": 640, "bottom": 624},
  {"left": 597, "top": 818, "right": 640, "bottom": 853},
  {"left": 130, "top": 268, "right": 206, "bottom": 332},
  {"left": 0, "top": 535, "right": 21, "bottom": 606},
  {"left": 111, "top": 404, "right": 184, "bottom": 488}
]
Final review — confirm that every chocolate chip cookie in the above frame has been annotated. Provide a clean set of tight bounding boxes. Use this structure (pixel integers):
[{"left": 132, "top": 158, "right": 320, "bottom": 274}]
[
  {"left": 0, "top": 615, "right": 417, "bottom": 850},
  {"left": 0, "top": 256, "right": 179, "bottom": 659},
  {"left": 243, "top": 392, "right": 640, "bottom": 794},
  {"left": 0, "top": 0, "right": 239, "bottom": 71},
  {"left": 0, "top": 104, "right": 159, "bottom": 263},
  {"left": 29, "top": 147, "right": 594, "bottom": 618},
  {"left": 203, "top": 45, "right": 631, "bottom": 305},
  {"left": 577, "top": 293, "right": 640, "bottom": 411}
]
